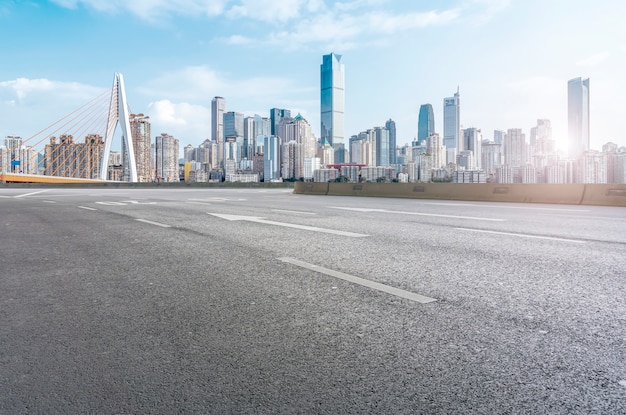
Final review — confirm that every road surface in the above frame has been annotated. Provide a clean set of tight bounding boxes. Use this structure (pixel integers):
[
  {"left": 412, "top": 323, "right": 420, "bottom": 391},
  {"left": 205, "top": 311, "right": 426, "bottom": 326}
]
[{"left": 1, "top": 187, "right": 625, "bottom": 413}]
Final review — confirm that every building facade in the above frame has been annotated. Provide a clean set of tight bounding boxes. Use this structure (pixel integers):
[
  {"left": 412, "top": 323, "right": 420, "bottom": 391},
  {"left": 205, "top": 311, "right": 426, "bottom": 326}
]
[
  {"left": 443, "top": 87, "right": 460, "bottom": 153},
  {"left": 211, "top": 96, "right": 226, "bottom": 168},
  {"left": 418, "top": 104, "right": 435, "bottom": 143},
  {"left": 155, "top": 133, "right": 179, "bottom": 182},
  {"left": 568, "top": 77, "right": 590, "bottom": 158},
  {"left": 320, "top": 53, "right": 345, "bottom": 163}
]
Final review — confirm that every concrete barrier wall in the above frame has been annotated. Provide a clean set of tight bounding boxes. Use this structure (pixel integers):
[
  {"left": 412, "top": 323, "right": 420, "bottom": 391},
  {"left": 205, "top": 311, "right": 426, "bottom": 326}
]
[
  {"left": 581, "top": 184, "right": 626, "bottom": 207},
  {"left": 294, "top": 182, "right": 329, "bottom": 195},
  {"left": 296, "top": 182, "right": 626, "bottom": 207}
]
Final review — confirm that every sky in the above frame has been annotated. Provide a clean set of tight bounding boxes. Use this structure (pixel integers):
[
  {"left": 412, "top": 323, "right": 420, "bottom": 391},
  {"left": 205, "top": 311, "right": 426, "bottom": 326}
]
[{"left": 1, "top": 0, "right": 625, "bottom": 154}]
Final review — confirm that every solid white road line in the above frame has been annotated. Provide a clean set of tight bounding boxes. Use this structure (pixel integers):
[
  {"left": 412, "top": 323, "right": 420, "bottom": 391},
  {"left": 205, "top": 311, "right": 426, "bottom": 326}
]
[
  {"left": 330, "top": 207, "right": 505, "bottom": 222},
  {"left": 422, "top": 202, "right": 590, "bottom": 212},
  {"left": 209, "top": 213, "right": 368, "bottom": 237},
  {"left": 13, "top": 190, "right": 51, "bottom": 198},
  {"left": 278, "top": 257, "right": 437, "bottom": 304},
  {"left": 272, "top": 209, "right": 316, "bottom": 215},
  {"left": 42, "top": 200, "right": 56, "bottom": 203},
  {"left": 77, "top": 206, "right": 98, "bottom": 211},
  {"left": 455, "top": 227, "right": 587, "bottom": 243},
  {"left": 135, "top": 218, "right": 171, "bottom": 228}
]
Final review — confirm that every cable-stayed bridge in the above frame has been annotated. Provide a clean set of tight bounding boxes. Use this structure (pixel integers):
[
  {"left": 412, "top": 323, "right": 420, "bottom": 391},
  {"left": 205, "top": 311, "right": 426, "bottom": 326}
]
[{"left": 1, "top": 73, "right": 142, "bottom": 183}]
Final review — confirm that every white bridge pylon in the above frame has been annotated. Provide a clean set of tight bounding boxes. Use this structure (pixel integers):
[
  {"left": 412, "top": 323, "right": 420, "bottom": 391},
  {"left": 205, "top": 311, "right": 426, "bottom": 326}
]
[{"left": 100, "top": 73, "right": 138, "bottom": 182}]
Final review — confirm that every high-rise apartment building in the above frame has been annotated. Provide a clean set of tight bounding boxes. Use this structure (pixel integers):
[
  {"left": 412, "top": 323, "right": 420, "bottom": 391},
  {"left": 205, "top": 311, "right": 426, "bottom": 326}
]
[
  {"left": 211, "top": 96, "right": 226, "bottom": 168},
  {"left": 481, "top": 142, "right": 502, "bottom": 176},
  {"left": 130, "top": 114, "right": 152, "bottom": 182},
  {"left": 320, "top": 53, "right": 345, "bottom": 162},
  {"left": 530, "top": 119, "right": 554, "bottom": 155},
  {"left": 443, "top": 87, "right": 460, "bottom": 151},
  {"left": 504, "top": 128, "right": 526, "bottom": 168},
  {"left": 427, "top": 133, "right": 446, "bottom": 169},
  {"left": 276, "top": 114, "right": 316, "bottom": 179},
  {"left": 44, "top": 134, "right": 103, "bottom": 179},
  {"left": 418, "top": 104, "right": 435, "bottom": 143},
  {"left": 568, "top": 77, "right": 590, "bottom": 158},
  {"left": 385, "top": 119, "right": 397, "bottom": 165},
  {"left": 155, "top": 133, "right": 179, "bottom": 182}
]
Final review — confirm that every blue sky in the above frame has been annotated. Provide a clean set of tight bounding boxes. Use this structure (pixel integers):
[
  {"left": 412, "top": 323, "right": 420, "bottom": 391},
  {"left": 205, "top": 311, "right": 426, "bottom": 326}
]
[{"left": 1, "top": 0, "right": 625, "bottom": 153}]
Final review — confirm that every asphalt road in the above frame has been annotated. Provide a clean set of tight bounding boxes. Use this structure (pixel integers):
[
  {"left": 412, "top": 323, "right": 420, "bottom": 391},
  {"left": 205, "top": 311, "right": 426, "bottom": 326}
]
[{"left": 1, "top": 187, "right": 625, "bottom": 414}]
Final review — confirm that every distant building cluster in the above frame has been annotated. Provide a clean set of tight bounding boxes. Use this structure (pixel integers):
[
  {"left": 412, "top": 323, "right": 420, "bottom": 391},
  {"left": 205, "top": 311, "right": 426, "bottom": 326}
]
[{"left": 2, "top": 56, "right": 624, "bottom": 184}]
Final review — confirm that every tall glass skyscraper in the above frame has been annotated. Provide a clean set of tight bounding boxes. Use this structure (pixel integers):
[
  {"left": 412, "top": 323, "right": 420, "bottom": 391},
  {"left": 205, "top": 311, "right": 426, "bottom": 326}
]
[
  {"left": 418, "top": 104, "right": 434, "bottom": 143},
  {"left": 568, "top": 77, "right": 590, "bottom": 158},
  {"left": 385, "top": 119, "right": 396, "bottom": 165},
  {"left": 320, "top": 53, "right": 345, "bottom": 163},
  {"left": 211, "top": 96, "right": 226, "bottom": 167},
  {"left": 443, "top": 88, "right": 460, "bottom": 150}
]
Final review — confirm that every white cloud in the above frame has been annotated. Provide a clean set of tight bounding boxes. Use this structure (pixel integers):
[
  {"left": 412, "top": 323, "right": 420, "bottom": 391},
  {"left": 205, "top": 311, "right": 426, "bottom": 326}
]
[
  {"left": 0, "top": 77, "right": 104, "bottom": 105},
  {"left": 225, "top": 34, "right": 255, "bottom": 45},
  {"left": 252, "top": 8, "right": 461, "bottom": 50},
  {"left": 138, "top": 65, "right": 309, "bottom": 103},
  {"left": 50, "top": 0, "right": 230, "bottom": 20},
  {"left": 576, "top": 52, "right": 609, "bottom": 67},
  {"left": 226, "top": 0, "right": 308, "bottom": 23},
  {"left": 148, "top": 99, "right": 211, "bottom": 141},
  {"left": 0, "top": 78, "right": 107, "bottom": 143}
]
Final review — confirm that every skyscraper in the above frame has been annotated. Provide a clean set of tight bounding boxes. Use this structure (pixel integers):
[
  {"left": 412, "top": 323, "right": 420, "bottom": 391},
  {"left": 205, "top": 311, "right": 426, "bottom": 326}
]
[
  {"left": 155, "top": 133, "right": 179, "bottom": 182},
  {"left": 374, "top": 126, "right": 389, "bottom": 167},
  {"left": 129, "top": 114, "right": 152, "bottom": 182},
  {"left": 462, "top": 128, "right": 483, "bottom": 169},
  {"left": 270, "top": 108, "right": 291, "bottom": 136},
  {"left": 385, "top": 119, "right": 397, "bottom": 165},
  {"left": 504, "top": 128, "right": 526, "bottom": 168},
  {"left": 568, "top": 77, "right": 590, "bottom": 158},
  {"left": 418, "top": 104, "right": 435, "bottom": 143},
  {"left": 320, "top": 53, "right": 345, "bottom": 163},
  {"left": 211, "top": 96, "right": 226, "bottom": 167},
  {"left": 443, "top": 87, "right": 460, "bottom": 151}
]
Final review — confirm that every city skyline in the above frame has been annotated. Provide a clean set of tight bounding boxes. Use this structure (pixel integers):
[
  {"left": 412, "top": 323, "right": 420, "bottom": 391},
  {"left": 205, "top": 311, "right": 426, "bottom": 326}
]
[{"left": 1, "top": 1, "right": 625, "bottom": 153}]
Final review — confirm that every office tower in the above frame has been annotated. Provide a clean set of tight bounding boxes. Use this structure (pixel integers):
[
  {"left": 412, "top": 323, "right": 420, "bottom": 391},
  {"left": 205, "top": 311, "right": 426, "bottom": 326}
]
[
  {"left": 462, "top": 128, "right": 483, "bottom": 169},
  {"left": 385, "top": 119, "right": 397, "bottom": 165},
  {"left": 320, "top": 52, "right": 345, "bottom": 162},
  {"left": 374, "top": 126, "right": 389, "bottom": 167},
  {"left": 264, "top": 135, "right": 280, "bottom": 181},
  {"left": 155, "top": 133, "right": 179, "bottom": 182},
  {"left": 270, "top": 108, "right": 291, "bottom": 136},
  {"left": 211, "top": 96, "right": 226, "bottom": 168},
  {"left": 504, "top": 128, "right": 526, "bottom": 167},
  {"left": 493, "top": 129, "right": 505, "bottom": 145},
  {"left": 243, "top": 116, "right": 255, "bottom": 159},
  {"left": 129, "top": 114, "right": 152, "bottom": 182},
  {"left": 568, "top": 77, "right": 590, "bottom": 158},
  {"left": 224, "top": 111, "right": 244, "bottom": 162},
  {"left": 418, "top": 104, "right": 435, "bottom": 143},
  {"left": 443, "top": 87, "right": 460, "bottom": 150}
]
